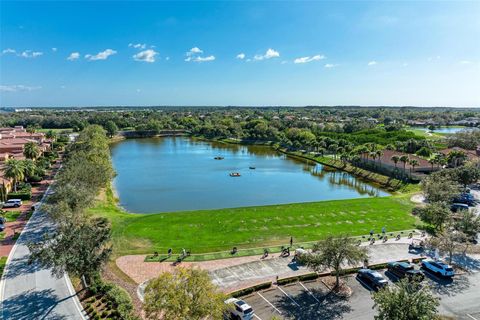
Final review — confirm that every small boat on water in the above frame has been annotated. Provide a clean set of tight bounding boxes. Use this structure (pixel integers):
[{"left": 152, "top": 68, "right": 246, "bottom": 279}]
[
  {"left": 214, "top": 156, "right": 224, "bottom": 160},
  {"left": 249, "top": 166, "right": 256, "bottom": 170},
  {"left": 229, "top": 172, "right": 241, "bottom": 177}
]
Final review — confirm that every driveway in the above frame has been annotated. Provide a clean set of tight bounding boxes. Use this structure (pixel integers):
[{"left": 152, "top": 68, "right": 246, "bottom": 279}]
[{"left": 0, "top": 194, "right": 86, "bottom": 319}]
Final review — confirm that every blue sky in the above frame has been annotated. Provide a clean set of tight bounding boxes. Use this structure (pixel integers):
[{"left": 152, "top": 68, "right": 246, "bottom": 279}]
[{"left": 0, "top": 1, "right": 479, "bottom": 107}]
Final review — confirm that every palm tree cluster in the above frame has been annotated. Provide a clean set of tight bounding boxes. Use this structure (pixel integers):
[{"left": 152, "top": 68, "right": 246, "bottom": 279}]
[{"left": 2, "top": 142, "right": 50, "bottom": 193}]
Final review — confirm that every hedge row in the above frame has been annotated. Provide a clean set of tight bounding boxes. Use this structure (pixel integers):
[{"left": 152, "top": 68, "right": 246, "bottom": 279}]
[
  {"left": 229, "top": 281, "right": 272, "bottom": 298},
  {"left": 7, "top": 191, "right": 32, "bottom": 200},
  {"left": 277, "top": 272, "right": 319, "bottom": 285}
]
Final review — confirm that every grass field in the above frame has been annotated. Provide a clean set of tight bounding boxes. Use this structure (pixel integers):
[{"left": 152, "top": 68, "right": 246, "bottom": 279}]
[
  {"left": 0, "top": 256, "right": 7, "bottom": 277},
  {"left": 90, "top": 187, "right": 418, "bottom": 257}
]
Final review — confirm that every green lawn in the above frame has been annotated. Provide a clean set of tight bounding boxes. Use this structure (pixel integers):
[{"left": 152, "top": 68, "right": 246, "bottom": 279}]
[
  {"left": 0, "top": 256, "right": 7, "bottom": 278},
  {"left": 3, "top": 211, "right": 21, "bottom": 222},
  {"left": 90, "top": 187, "right": 418, "bottom": 257}
]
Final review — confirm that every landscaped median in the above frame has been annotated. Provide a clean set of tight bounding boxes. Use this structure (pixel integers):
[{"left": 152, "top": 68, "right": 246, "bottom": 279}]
[{"left": 90, "top": 186, "right": 420, "bottom": 259}]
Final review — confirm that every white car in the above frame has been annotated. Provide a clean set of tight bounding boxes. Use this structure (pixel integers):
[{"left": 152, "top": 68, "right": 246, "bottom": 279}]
[
  {"left": 2, "top": 199, "right": 22, "bottom": 208},
  {"left": 421, "top": 260, "right": 455, "bottom": 277},
  {"left": 224, "top": 298, "right": 254, "bottom": 320}
]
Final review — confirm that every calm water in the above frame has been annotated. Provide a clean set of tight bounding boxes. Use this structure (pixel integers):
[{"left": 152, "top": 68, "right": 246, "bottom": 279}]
[
  {"left": 416, "top": 126, "right": 476, "bottom": 134},
  {"left": 110, "top": 137, "right": 389, "bottom": 213}
]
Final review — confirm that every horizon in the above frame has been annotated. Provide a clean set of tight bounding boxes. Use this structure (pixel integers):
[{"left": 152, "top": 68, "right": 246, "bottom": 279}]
[{"left": 1, "top": 1, "right": 479, "bottom": 107}]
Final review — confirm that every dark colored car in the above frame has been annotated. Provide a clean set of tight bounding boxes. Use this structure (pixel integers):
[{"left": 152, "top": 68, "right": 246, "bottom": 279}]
[
  {"left": 357, "top": 268, "right": 388, "bottom": 290},
  {"left": 453, "top": 193, "right": 475, "bottom": 206},
  {"left": 387, "top": 262, "right": 424, "bottom": 282},
  {"left": 451, "top": 203, "right": 469, "bottom": 212}
]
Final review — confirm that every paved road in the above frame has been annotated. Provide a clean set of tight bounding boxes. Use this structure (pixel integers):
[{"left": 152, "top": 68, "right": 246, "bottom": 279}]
[{"left": 0, "top": 205, "right": 85, "bottom": 319}]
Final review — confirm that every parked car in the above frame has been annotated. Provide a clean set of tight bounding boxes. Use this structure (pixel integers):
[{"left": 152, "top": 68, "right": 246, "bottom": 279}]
[
  {"left": 451, "top": 203, "right": 469, "bottom": 212},
  {"left": 2, "top": 199, "right": 22, "bottom": 208},
  {"left": 31, "top": 202, "right": 41, "bottom": 211},
  {"left": 387, "top": 262, "right": 424, "bottom": 281},
  {"left": 421, "top": 260, "right": 455, "bottom": 277},
  {"left": 357, "top": 268, "right": 388, "bottom": 290},
  {"left": 224, "top": 298, "right": 254, "bottom": 320},
  {"left": 453, "top": 193, "right": 475, "bottom": 206}
]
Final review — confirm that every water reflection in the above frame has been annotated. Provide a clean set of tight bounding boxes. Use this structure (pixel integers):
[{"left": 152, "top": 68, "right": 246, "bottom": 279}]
[{"left": 111, "top": 137, "right": 389, "bottom": 213}]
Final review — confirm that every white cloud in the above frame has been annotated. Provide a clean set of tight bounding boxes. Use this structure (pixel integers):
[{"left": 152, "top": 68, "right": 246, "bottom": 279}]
[
  {"left": 184, "top": 47, "right": 214, "bottom": 62},
  {"left": 294, "top": 54, "right": 325, "bottom": 64},
  {"left": 324, "top": 63, "right": 339, "bottom": 68},
  {"left": 133, "top": 49, "right": 158, "bottom": 63},
  {"left": 165, "top": 57, "right": 170, "bottom": 61},
  {"left": 254, "top": 48, "right": 280, "bottom": 61},
  {"left": 185, "top": 55, "right": 215, "bottom": 62},
  {"left": 0, "top": 85, "right": 42, "bottom": 92},
  {"left": 19, "top": 50, "right": 43, "bottom": 58},
  {"left": 67, "top": 52, "right": 80, "bottom": 61},
  {"left": 85, "top": 49, "right": 117, "bottom": 61},
  {"left": 129, "top": 43, "right": 146, "bottom": 50},
  {"left": 51, "top": 47, "right": 57, "bottom": 52},
  {"left": 60, "top": 85, "right": 66, "bottom": 89},
  {"left": 236, "top": 53, "right": 245, "bottom": 59},
  {"left": 402, "top": 62, "right": 408, "bottom": 67},
  {"left": 136, "top": 89, "right": 141, "bottom": 93},
  {"left": 187, "top": 47, "right": 203, "bottom": 56},
  {"left": 2, "top": 48, "right": 16, "bottom": 54},
  {"left": 367, "top": 61, "right": 377, "bottom": 66},
  {"left": 459, "top": 60, "right": 471, "bottom": 64}
]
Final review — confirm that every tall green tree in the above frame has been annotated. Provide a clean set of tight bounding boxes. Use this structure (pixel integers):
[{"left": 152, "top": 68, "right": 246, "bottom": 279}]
[
  {"left": 104, "top": 120, "right": 119, "bottom": 138},
  {"left": 28, "top": 217, "right": 112, "bottom": 283},
  {"left": 422, "top": 172, "right": 461, "bottom": 203},
  {"left": 298, "top": 235, "right": 367, "bottom": 288},
  {"left": 373, "top": 279, "right": 439, "bottom": 320},
  {"left": 143, "top": 267, "right": 227, "bottom": 320},
  {"left": 417, "top": 202, "right": 451, "bottom": 231},
  {"left": 3, "top": 159, "right": 25, "bottom": 192}
]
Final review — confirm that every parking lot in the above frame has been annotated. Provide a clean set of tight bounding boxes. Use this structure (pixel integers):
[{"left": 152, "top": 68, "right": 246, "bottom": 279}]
[{"left": 241, "top": 262, "right": 480, "bottom": 320}]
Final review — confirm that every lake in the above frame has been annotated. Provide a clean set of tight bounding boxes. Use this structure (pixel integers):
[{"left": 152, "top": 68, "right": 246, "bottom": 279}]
[
  {"left": 110, "top": 137, "right": 390, "bottom": 213},
  {"left": 416, "top": 126, "right": 477, "bottom": 134}
]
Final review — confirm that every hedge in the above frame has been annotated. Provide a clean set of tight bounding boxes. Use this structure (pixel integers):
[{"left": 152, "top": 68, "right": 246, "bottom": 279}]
[
  {"left": 7, "top": 191, "right": 32, "bottom": 200},
  {"left": 229, "top": 281, "right": 272, "bottom": 298},
  {"left": 277, "top": 272, "right": 320, "bottom": 285}
]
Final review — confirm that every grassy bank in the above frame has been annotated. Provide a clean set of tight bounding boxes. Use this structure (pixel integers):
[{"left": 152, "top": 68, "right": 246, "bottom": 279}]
[{"left": 90, "top": 186, "right": 417, "bottom": 258}]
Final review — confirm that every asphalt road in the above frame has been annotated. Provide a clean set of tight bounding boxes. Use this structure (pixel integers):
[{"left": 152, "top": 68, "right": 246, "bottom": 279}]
[{"left": 0, "top": 203, "right": 85, "bottom": 320}]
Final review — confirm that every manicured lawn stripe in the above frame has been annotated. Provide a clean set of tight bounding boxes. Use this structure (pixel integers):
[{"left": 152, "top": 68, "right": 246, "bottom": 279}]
[{"left": 90, "top": 188, "right": 417, "bottom": 257}]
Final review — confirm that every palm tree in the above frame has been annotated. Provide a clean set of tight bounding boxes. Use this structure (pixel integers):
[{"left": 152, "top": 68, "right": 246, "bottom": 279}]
[
  {"left": 391, "top": 155, "right": 400, "bottom": 169},
  {"left": 22, "top": 159, "right": 37, "bottom": 180},
  {"left": 23, "top": 142, "right": 41, "bottom": 160},
  {"left": 428, "top": 158, "right": 436, "bottom": 171},
  {"left": 399, "top": 155, "right": 410, "bottom": 173},
  {"left": 3, "top": 159, "right": 25, "bottom": 192},
  {"left": 409, "top": 159, "right": 419, "bottom": 175},
  {"left": 376, "top": 150, "right": 384, "bottom": 167}
]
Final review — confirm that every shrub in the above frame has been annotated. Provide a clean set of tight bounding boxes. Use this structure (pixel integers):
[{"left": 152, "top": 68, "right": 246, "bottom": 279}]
[
  {"left": 229, "top": 281, "right": 272, "bottom": 298},
  {"left": 7, "top": 191, "right": 32, "bottom": 200}
]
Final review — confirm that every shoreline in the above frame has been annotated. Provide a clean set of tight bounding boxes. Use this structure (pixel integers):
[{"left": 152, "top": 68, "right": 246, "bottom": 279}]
[{"left": 107, "top": 135, "right": 405, "bottom": 216}]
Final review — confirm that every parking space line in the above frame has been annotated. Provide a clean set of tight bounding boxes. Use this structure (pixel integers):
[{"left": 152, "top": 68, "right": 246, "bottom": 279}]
[
  {"left": 277, "top": 286, "right": 300, "bottom": 307},
  {"left": 467, "top": 314, "right": 479, "bottom": 320},
  {"left": 299, "top": 281, "right": 320, "bottom": 303},
  {"left": 257, "top": 292, "right": 282, "bottom": 315},
  {"left": 253, "top": 314, "right": 263, "bottom": 320}
]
